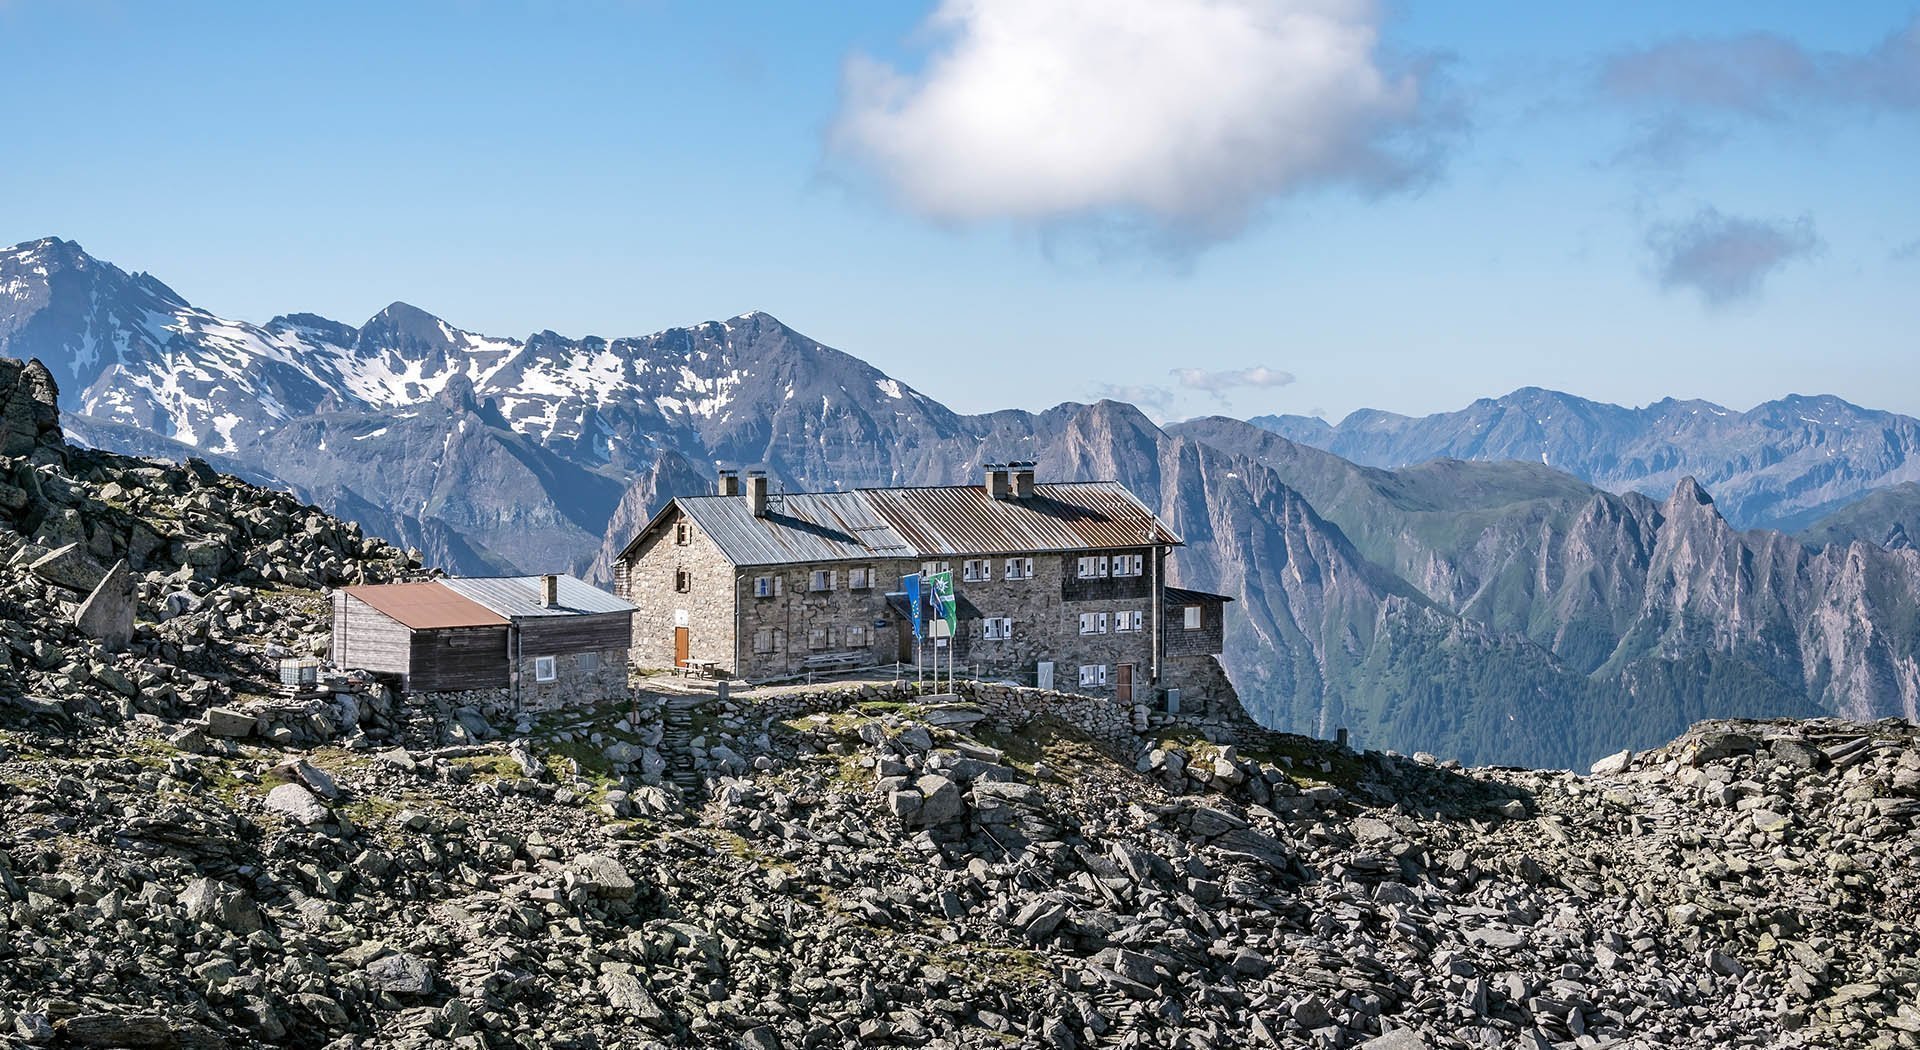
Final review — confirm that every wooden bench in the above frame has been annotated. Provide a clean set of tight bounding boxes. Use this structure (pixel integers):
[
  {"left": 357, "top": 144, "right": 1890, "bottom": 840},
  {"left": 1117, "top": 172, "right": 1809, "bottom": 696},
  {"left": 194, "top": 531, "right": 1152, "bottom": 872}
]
[{"left": 801, "top": 652, "right": 863, "bottom": 672}]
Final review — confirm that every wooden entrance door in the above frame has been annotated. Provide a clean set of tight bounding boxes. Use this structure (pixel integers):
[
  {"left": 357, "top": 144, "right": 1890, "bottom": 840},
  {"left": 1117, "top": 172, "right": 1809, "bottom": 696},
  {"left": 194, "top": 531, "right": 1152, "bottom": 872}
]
[
  {"left": 673, "top": 627, "right": 690, "bottom": 668},
  {"left": 1115, "top": 662, "right": 1134, "bottom": 702}
]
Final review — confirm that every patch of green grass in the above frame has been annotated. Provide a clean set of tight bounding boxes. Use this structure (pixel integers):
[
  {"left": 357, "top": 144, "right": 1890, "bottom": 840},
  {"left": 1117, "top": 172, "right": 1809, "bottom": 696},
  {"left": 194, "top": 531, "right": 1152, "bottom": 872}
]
[
  {"left": 975, "top": 717, "right": 1106, "bottom": 779},
  {"left": 1154, "top": 724, "right": 1367, "bottom": 790},
  {"left": 449, "top": 753, "right": 523, "bottom": 782}
]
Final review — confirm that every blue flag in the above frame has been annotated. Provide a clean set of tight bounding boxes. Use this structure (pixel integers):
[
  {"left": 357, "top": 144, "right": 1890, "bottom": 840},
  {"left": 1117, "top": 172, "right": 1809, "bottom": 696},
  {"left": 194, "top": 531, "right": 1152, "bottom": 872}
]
[{"left": 902, "top": 573, "right": 924, "bottom": 640}]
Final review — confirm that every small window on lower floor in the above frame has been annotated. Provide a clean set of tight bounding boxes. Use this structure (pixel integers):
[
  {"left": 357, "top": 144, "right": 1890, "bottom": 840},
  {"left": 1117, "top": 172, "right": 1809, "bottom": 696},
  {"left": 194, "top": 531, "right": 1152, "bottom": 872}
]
[
  {"left": 580, "top": 651, "right": 600, "bottom": 673},
  {"left": 1078, "top": 664, "right": 1106, "bottom": 688},
  {"left": 534, "top": 656, "right": 557, "bottom": 682},
  {"left": 1184, "top": 605, "right": 1202, "bottom": 630},
  {"left": 675, "top": 569, "right": 692, "bottom": 593},
  {"left": 849, "top": 624, "right": 868, "bottom": 647}
]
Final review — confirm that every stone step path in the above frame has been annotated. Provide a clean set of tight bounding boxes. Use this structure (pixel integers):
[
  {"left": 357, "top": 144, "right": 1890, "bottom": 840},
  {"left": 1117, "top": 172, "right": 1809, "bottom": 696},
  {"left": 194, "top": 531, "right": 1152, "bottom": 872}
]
[{"left": 661, "top": 694, "right": 707, "bottom": 796}]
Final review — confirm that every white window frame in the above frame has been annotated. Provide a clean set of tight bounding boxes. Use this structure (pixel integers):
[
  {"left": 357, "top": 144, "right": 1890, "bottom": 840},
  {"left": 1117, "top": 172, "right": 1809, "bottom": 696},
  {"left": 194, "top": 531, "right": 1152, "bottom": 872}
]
[
  {"left": 1077, "top": 556, "right": 1109, "bottom": 579},
  {"left": 753, "top": 575, "right": 782, "bottom": 598},
  {"left": 1079, "top": 612, "right": 1097, "bottom": 635},
  {"left": 962, "top": 559, "right": 987, "bottom": 582},
  {"left": 1115, "top": 609, "right": 1142, "bottom": 633},
  {"left": 921, "top": 560, "right": 950, "bottom": 576},
  {"left": 534, "top": 656, "right": 557, "bottom": 683},
  {"left": 809, "top": 569, "right": 834, "bottom": 592},
  {"left": 1112, "top": 554, "right": 1143, "bottom": 577},
  {"left": 848, "top": 567, "right": 871, "bottom": 590},
  {"left": 983, "top": 617, "right": 1013, "bottom": 641},
  {"left": 1095, "top": 611, "right": 1109, "bottom": 634},
  {"left": 1005, "top": 557, "right": 1034, "bottom": 580},
  {"left": 1078, "top": 664, "right": 1107, "bottom": 688},
  {"left": 1184, "top": 605, "right": 1202, "bottom": 630}
]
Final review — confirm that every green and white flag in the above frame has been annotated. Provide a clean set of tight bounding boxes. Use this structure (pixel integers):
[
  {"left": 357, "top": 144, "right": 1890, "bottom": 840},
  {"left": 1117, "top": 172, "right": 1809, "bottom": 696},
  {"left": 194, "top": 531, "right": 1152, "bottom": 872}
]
[{"left": 929, "top": 569, "right": 957, "bottom": 638}]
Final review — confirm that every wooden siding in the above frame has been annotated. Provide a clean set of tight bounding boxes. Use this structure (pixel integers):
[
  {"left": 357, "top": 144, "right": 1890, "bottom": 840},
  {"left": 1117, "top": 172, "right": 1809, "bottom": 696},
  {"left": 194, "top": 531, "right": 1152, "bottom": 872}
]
[
  {"left": 333, "top": 594, "right": 414, "bottom": 676},
  {"left": 517, "top": 612, "right": 635, "bottom": 657},
  {"left": 408, "top": 627, "right": 511, "bottom": 691}
]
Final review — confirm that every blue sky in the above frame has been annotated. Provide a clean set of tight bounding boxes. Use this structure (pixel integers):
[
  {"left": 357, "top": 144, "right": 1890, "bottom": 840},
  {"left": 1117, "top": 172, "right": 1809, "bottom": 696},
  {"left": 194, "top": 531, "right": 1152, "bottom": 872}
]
[{"left": 3, "top": 1, "right": 1915, "bottom": 421}]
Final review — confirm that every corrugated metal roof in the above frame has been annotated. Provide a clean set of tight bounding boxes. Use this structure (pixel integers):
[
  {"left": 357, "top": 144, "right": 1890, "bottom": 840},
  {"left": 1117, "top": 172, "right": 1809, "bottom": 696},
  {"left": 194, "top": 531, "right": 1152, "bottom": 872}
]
[
  {"left": 441, "top": 575, "right": 636, "bottom": 620},
  {"left": 678, "top": 491, "right": 917, "bottom": 567},
  {"left": 1165, "top": 586, "right": 1234, "bottom": 606},
  {"left": 862, "top": 483, "right": 1181, "bottom": 557},
  {"left": 648, "top": 481, "right": 1180, "bottom": 568},
  {"left": 342, "top": 582, "right": 509, "bottom": 630}
]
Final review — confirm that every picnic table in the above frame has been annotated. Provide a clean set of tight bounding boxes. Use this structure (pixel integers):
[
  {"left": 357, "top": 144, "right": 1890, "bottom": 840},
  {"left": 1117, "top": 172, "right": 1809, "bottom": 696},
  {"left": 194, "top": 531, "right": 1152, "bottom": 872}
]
[{"left": 680, "top": 658, "right": 719, "bottom": 679}]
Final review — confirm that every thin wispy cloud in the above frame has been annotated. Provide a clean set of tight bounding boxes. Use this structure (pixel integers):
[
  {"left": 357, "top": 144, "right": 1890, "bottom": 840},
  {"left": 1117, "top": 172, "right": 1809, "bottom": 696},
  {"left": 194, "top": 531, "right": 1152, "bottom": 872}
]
[
  {"left": 1601, "top": 17, "right": 1920, "bottom": 118},
  {"left": 1173, "top": 365, "right": 1297, "bottom": 400},
  {"left": 1092, "top": 382, "right": 1176, "bottom": 414},
  {"left": 1647, "top": 208, "right": 1821, "bottom": 307},
  {"left": 829, "top": 0, "right": 1453, "bottom": 250}
]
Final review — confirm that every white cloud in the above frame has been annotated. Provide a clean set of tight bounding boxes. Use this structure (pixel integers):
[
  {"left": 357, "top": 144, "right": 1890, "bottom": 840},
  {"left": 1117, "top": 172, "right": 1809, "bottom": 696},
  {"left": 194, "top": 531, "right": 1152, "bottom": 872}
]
[
  {"left": 1173, "top": 365, "right": 1296, "bottom": 399},
  {"left": 830, "top": 0, "right": 1443, "bottom": 245}
]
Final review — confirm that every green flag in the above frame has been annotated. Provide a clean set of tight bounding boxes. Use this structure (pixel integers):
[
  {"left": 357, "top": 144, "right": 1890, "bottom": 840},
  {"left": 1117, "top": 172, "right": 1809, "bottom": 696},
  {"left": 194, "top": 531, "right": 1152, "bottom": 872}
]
[{"left": 930, "top": 569, "right": 957, "bottom": 637}]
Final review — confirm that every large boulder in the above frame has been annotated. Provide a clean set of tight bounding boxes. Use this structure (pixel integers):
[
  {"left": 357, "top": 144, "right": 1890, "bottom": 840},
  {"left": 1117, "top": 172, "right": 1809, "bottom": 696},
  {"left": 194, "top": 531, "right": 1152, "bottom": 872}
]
[
  {"left": 0, "top": 357, "right": 62, "bottom": 456},
  {"left": 72, "top": 558, "right": 135, "bottom": 650}
]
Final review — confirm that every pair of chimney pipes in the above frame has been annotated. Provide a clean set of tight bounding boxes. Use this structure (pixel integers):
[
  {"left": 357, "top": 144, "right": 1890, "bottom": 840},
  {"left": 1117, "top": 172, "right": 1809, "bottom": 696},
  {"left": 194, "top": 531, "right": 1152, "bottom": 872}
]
[
  {"left": 984, "top": 461, "right": 1036, "bottom": 500},
  {"left": 717, "top": 468, "right": 769, "bottom": 516}
]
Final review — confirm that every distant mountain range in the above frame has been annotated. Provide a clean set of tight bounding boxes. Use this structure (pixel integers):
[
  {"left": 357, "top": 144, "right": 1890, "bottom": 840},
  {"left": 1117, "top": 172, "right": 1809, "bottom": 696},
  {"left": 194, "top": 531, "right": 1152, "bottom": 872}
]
[
  {"left": 1250, "top": 388, "right": 1920, "bottom": 532},
  {"left": 6, "top": 235, "right": 1918, "bottom": 768}
]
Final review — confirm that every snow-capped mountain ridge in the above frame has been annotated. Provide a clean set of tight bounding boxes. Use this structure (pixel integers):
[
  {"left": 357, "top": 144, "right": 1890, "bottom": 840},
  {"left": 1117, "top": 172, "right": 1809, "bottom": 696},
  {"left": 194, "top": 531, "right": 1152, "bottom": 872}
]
[{"left": 0, "top": 238, "right": 933, "bottom": 460}]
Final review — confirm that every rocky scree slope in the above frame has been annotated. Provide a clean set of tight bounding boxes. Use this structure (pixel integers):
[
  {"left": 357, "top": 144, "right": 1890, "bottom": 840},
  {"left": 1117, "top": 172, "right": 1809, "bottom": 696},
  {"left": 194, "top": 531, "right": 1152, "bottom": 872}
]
[
  {"left": 3, "top": 682, "right": 1918, "bottom": 1048},
  {"left": 0, "top": 354, "right": 418, "bottom": 729}
]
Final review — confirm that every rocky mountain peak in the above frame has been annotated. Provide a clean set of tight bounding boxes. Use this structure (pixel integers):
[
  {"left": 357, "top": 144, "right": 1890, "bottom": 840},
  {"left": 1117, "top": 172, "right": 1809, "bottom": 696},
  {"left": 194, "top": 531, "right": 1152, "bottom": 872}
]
[{"left": 1664, "top": 475, "right": 1716, "bottom": 511}]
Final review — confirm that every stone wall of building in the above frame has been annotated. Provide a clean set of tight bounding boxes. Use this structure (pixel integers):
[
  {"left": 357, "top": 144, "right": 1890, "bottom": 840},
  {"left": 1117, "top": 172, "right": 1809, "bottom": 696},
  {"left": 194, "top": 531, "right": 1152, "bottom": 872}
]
[
  {"left": 617, "top": 506, "right": 737, "bottom": 673},
  {"left": 735, "top": 559, "right": 913, "bottom": 680},
  {"left": 948, "top": 550, "right": 1158, "bottom": 697},
  {"left": 515, "top": 649, "right": 632, "bottom": 713}
]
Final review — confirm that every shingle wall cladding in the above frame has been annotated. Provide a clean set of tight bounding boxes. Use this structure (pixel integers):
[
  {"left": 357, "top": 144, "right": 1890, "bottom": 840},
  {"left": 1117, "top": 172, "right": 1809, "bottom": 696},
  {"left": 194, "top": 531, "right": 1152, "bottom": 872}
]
[
  {"left": 736, "top": 559, "right": 915, "bottom": 680},
  {"left": 617, "top": 507, "right": 737, "bottom": 673},
  {"left": 1165, "top": 600, "right": 1226, "bottom": 657}
]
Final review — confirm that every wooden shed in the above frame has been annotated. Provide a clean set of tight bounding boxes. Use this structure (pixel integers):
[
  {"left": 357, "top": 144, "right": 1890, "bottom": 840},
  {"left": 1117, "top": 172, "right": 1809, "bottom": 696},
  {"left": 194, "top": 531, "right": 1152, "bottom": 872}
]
[
  {"left": 331, "top": 575, "right": 637, "bottom": 705},
  {"left": 331, "top": 582, "right": 512, "bottom": 691}
]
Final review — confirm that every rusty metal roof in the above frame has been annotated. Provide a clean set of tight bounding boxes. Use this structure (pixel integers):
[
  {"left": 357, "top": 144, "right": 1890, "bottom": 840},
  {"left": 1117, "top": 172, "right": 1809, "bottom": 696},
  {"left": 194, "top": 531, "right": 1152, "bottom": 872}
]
[
  {"left": 675, "top": 490, "right": 918, "bottom": 567},
  {"left": 341, "top": 582, "right": 509, "bottom": 630},
  {"left": 653, "top": 481, "right": 1180, "bottom": 567},
  {"left": 862, "top": 482, "right": 1181, "bottom": 557}
]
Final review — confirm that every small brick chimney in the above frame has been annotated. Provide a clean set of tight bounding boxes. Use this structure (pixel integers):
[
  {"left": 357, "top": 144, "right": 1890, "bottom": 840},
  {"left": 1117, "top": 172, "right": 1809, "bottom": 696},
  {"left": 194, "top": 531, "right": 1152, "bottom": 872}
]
[
  {"left": 538, "top": 574, "right": 560, "bottom": 607},
  {"left": 716, "top": 468, "right": 740, "bottom": 497},
  {"left": 984, "top": 462, "right": 1010, "bottom": 500},
  {"left": 745, "top": 471, "right": 769, "bottom": 517}
]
